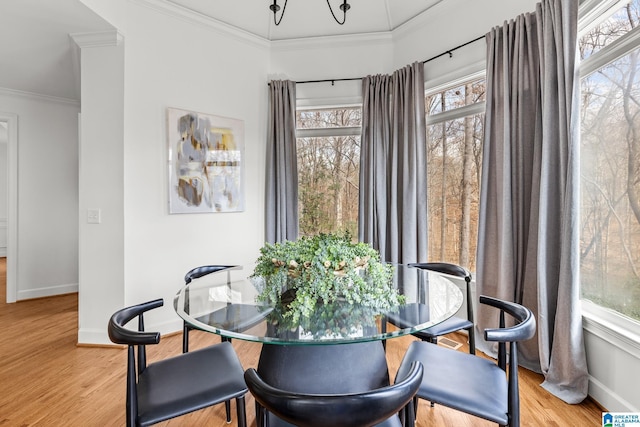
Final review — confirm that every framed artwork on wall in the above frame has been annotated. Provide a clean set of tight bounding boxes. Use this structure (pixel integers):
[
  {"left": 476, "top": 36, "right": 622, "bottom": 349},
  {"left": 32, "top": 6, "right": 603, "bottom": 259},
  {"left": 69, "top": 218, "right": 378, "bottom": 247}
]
[{"left": 167, "top": 107, "right": 244, "bottom": 214}]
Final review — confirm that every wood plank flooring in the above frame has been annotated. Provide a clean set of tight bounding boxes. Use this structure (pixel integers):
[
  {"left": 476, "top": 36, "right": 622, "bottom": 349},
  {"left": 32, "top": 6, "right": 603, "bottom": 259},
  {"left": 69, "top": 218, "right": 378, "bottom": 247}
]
[{"left": 0, "top": 257, "right": 604, "bottom": 426}]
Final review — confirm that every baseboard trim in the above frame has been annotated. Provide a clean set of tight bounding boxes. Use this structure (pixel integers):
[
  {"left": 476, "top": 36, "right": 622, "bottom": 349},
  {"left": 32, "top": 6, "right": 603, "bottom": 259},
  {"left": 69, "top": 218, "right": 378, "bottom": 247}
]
[
  {"left": 78, "top": 318, "right": 183, "bottom": 345},
  {"left": 17, "top": 283, "right": 78, "bottom": 301},
  {"left": 589, "top": 374, "right": 638, "bottom": 412},
  {"left": 78, "top": 328, "right": 112, "bottom": 346},
  {"left": 76, "top": 342, "right": 125, "bottom": 349}
]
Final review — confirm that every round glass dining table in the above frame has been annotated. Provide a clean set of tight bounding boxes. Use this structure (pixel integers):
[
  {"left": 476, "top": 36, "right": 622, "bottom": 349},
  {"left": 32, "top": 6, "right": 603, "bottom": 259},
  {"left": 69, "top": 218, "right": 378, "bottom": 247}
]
[
  {"left": 173, "top": 263, "right": 463, "bottom": 345},
  {"left": 174, "top": 264, "right": 463, "bottom": 425}
]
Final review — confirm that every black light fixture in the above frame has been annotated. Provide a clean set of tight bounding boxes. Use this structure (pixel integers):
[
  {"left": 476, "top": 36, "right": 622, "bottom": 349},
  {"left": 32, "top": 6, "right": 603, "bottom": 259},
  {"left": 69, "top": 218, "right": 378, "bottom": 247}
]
[{"left": 270, "top": 1, "right": 351, "bottom": 26}]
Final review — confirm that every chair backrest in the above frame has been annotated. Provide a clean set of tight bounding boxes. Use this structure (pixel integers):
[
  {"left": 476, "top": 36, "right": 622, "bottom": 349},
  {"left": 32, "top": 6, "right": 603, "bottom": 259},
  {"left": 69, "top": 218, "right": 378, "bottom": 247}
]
[
  {"left": 480, "top": 295, "right": 536, "bottom": 427},
  {"left": 108, "top": 299, "right": 164, "bottom": 426},
  {"left": 245, "top": 361, "right": 423, "bottom": 427},
  {"left": 409, "top": 262, "right": 473, "bottom": 323},
  {"left": 181, "top": 265, "right": 241, "bottom": 353},
  {"left": 184, "top": 265, "right": 240, "bottom": 283}
]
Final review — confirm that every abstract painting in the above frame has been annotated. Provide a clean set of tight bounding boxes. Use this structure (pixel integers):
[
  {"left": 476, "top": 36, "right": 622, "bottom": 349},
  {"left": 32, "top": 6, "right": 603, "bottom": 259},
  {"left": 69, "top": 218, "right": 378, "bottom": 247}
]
[{"left": 167, "top": 108, "right": 244, "bottom": 213}]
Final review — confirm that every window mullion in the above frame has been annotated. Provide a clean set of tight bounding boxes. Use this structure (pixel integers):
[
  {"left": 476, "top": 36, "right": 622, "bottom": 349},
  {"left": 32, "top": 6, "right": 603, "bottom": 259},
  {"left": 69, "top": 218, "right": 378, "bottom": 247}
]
[
  {"left": 580, "top": 23, "right": 640, "bottom": 78},
  {"left": 296, "top": 127, "right": 361, "bottom": 138},
  {"left": 426, "top": 102, "right": 486, "bottom": 126}
]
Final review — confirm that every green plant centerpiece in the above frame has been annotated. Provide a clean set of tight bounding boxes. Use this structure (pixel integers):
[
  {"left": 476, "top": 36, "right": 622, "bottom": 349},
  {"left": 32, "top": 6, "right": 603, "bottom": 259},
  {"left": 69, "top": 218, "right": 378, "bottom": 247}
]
[{"left": 251, "top": 233, "right": 404, "bottom": 338}]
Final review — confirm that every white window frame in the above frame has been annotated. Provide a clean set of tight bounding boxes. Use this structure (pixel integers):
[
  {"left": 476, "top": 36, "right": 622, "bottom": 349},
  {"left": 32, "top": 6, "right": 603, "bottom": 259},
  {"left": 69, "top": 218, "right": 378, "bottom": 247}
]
[
  {"left": 578, "top": 0, "right": 640, "bottom": 343},
  {"left": 295, "top": 104, "right": 362, "bottom": 138}
]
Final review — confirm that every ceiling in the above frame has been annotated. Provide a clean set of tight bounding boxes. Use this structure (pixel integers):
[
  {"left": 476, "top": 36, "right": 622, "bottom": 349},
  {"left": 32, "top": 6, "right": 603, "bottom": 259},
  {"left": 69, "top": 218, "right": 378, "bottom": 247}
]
[
  {"left": 167, "top": 0, "right": 444, "bottom": 41},
  {"left": 0, "top": 0, "right": 114, "bottom": 101},
  {"left": 0, "top": 0, "right": 443, "bottom": 101}
]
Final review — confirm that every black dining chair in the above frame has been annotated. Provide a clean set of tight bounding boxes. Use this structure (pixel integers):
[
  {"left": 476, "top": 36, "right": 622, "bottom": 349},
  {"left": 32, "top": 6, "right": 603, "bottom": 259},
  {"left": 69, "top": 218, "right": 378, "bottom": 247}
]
[
  {"left": 408, "top": 262, "right": 476, "bottom": 354},
  {"left": 395, "top": 295, "right": 536, "bottom": 427},
  {"left": 182, "top": 264, "right": 240, "bottom": 353},
  {"left": 245, "top": 361, "right": 424, "bottom": 427},
  {"left": 108, "top": 299, "right": 248, "bottom": 427}
]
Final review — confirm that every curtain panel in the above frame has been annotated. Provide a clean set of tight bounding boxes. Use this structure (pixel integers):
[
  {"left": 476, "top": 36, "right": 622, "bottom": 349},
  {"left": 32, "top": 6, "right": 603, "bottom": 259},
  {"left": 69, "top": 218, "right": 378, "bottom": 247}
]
[
  {"left": 477, "top": 0, "right": 588, "bottom": 403},
  {"left": 359, "top": 62, "right": 428, "bottom": 264},
  {"left": 265, "top": 80, "right": 299, "bottom": 243}
]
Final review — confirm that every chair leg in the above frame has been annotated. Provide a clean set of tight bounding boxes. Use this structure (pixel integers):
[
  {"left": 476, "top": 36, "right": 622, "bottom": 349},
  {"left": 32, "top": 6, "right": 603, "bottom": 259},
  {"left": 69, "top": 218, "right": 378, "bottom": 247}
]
[
  {"left": 258, "top": 403, "right": 269, "bottom": 427},
  {"left": 380, "top": 316, "right": 387, "bottom": 351},
  {"left": 468, "top": 327, "right": 476, "bottom": 355},
  {"left": 403, "top": 397, "right": 416, "bottom": 427},
  {"left": 225, "top": 400, "right": 231, "bottom": 423},
  {"left": 182, "top": 323, "right": 190, "bottom": 353},
  {"left": 235, "top": 396, "right": 246, "bottom": 427}
]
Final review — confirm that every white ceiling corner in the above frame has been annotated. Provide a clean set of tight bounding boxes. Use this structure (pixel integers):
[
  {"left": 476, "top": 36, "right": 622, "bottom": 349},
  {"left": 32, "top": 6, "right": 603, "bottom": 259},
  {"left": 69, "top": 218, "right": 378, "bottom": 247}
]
[{"left": 0, "top": 0, "right": 443, "bottom": 101}]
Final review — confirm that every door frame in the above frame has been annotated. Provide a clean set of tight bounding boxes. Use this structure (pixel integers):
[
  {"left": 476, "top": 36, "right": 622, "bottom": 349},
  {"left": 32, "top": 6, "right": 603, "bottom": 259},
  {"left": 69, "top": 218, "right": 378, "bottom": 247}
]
[{"left": 1, "top": 112, "right": 18, "bottom": 303}]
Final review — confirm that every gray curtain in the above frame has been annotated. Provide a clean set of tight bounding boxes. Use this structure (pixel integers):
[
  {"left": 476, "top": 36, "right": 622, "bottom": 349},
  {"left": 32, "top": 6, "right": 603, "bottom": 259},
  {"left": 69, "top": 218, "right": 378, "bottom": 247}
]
[
  {"left": 359, "top": 62, "right": 428, "bottom": 263},
  {"left": 476, "top": 0, "right": 588, "bottom": 403},
  {"left": 265, "top": 80, "right": 299, "bottom": 243}
]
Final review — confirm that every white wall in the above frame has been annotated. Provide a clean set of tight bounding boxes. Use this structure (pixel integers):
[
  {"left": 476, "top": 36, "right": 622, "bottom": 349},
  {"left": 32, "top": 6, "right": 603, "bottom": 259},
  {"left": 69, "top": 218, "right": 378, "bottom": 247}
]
[
  {"left": 123, "top": 0, "right": 270, "bottom": 332},
  {"left": 392, "top": 0, "right": 539, "bottom": 82},
  {"left": 76, "top": 0, "right": 270, "bottom": 341},
  {"left": 582, "top": 306, "right": 640, "bottom": 411},
  {"left": 270, "top": 33, "right": 394, "bottom": 106},
  {"left": 0, "top": 90, "right": 79, "bottom": 299},
  {"left": 74, "top": 29, "right": 126, "bottom": 344}
]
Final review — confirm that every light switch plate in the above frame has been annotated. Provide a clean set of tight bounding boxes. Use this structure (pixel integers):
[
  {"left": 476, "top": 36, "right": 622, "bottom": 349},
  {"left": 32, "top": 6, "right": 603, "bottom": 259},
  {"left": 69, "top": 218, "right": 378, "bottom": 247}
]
[{"left": 87, "top": 208, "right": 101, "bottom": 224}]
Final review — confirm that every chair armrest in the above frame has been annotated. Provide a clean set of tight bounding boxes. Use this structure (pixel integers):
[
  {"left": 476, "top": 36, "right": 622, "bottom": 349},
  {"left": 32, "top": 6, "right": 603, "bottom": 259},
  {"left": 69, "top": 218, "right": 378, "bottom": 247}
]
[
  {"left": 480, "top": 295, "right": 536, "bottom": 343},
  {"left": 108, "top": 299, "right": 163, "bottom": 345},
  {"left": 408, "top": 263, "right": 471, "bottom": 281}
]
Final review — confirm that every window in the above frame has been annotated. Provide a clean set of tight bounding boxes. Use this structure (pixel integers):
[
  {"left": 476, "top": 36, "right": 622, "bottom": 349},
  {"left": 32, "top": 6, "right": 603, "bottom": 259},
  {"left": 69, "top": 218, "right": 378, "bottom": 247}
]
[
  {"left": 295, "top": 78, "right": 486, "bottom": 270},
  {"left": 296, "top": 107, "right": 361, "bottom": 237},
  {"left": 580, "top": 0, "right": 640, "bottom": 59},
  {"left": 425, "top": 78, "right": 486, "bottom": 271},
  {"left": 580, "top": 0, "right": 640, "bottom": 322}
]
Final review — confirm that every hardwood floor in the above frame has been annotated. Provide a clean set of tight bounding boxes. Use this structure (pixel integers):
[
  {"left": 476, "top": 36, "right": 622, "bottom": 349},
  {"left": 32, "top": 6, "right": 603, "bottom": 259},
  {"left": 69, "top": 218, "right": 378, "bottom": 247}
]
[{"left": 0, "top": 257, "right": 604, "bottom": 426}]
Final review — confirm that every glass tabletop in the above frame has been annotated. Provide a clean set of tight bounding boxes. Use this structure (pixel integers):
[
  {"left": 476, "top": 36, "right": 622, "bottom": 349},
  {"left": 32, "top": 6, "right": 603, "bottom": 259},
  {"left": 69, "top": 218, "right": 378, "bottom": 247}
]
[{"left": 173, "top": 264, "right": 463, "bottom": 345}]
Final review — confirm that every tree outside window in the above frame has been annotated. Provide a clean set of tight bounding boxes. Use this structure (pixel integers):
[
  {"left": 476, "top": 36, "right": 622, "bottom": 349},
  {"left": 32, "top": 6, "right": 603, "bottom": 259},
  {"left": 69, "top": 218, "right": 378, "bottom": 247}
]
[
  {"left": 296, "top": 107, "right": 361, "bottom": 237},
  {"left": 426, "top": 79, "right": 485, "bottom": 271},
  {"left": 295, "top": 79, "right": 485, "bottom": 273},
  {"left": 580, "top": 0, "right": 640, "bottom": 322}
]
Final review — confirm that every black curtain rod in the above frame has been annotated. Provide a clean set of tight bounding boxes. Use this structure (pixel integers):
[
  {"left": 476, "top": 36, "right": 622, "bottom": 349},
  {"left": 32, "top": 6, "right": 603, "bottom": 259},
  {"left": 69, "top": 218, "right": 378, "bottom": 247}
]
[
  {"left": 421, "top": 35, "right": 485, "bottom": 64},
  {"left": 286, "top": 34, "right": 485, "bottom": 86}
]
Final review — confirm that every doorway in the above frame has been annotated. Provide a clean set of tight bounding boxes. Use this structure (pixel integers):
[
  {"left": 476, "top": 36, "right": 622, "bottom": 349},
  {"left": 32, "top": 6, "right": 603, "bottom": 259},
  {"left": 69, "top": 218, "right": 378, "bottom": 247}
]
[
  {"left": 0, "top": 122, "right": 6, "bottom": 259},
  {"left": 1, "top": 114, "right": 17, "bottom": 303}
]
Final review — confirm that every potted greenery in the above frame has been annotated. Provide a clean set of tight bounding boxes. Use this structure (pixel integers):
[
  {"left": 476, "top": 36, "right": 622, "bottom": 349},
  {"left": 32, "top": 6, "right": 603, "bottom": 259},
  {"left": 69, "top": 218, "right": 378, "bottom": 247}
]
[{"left": 251, "top": 233, "right": 404, "bottom": 336}]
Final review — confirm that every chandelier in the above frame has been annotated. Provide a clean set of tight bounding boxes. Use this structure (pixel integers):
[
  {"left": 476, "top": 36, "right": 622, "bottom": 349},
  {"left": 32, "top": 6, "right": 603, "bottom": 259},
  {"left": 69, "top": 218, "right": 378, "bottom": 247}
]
[{"left": 270, "top": 1, "right": 351, "bottom": 26}]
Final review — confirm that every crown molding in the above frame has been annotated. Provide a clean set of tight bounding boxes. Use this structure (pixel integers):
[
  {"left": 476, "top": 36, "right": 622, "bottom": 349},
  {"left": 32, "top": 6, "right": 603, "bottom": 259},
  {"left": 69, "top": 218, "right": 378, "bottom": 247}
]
[
  {"left": 132, "top": 0, "right": 269, "bottom": 49},
  {"left": 271, "top": 32, "right": 393, "bottom": 52},
  {"left": 0, "top": 87, "right": 79, "bottom": 106},
  {"left": 391, "top": 0, "right": 448, "bottom": 41},
  {"left": 69, "top": 30, "right": 123, "bottom": 48}
]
